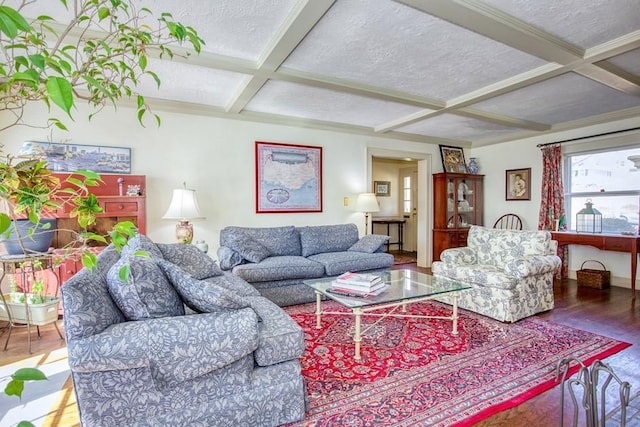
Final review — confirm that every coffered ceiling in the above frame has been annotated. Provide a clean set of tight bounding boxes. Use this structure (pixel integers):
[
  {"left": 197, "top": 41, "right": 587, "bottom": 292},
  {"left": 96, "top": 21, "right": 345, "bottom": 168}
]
[{"left": 16, "top": 0, "right": 640, "bottom": 147}]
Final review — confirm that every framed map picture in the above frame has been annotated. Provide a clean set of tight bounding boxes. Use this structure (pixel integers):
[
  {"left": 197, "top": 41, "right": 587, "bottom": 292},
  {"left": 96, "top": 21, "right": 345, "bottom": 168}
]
[{"left": 255, "top": 141, "right": 322, "bottom": 213}]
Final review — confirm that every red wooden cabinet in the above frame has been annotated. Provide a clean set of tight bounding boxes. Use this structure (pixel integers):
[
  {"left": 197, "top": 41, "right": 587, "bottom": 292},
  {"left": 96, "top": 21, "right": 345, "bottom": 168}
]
[{"left": 48, "top": 173, "right": 147, "bottom": 284}]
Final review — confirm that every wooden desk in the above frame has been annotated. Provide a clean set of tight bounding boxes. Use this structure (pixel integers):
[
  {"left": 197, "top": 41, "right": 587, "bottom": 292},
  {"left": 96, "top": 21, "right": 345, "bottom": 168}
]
[
  {"left": 372, "top": 218, "right": 406, "bottom": 251},
  {"left": 551, "top": 231, "right": 639, "bottom": 299}
]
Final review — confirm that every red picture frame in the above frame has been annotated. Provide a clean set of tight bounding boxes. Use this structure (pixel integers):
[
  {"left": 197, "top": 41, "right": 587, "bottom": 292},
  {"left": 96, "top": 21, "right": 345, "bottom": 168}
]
[{"left": 255, "top": 141, "right": 323, "bottom": 213}]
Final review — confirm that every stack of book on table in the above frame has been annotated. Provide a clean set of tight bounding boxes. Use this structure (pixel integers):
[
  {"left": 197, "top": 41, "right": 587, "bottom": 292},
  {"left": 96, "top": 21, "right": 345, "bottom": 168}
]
[{"left": 328, "top": 272, "right": 389, "bottom": 297}]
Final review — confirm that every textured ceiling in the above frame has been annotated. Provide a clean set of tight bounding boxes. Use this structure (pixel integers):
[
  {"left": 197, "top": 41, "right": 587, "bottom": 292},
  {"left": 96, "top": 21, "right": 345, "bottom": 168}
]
[{"left": 15, "top": 0, "right": 640, "bottom": 147}]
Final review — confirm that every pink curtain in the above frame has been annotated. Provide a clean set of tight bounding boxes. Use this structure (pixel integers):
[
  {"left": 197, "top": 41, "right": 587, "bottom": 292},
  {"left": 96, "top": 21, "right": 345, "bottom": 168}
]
[{"left": 538, "top": 144, "right": 567, "bottom": 276}]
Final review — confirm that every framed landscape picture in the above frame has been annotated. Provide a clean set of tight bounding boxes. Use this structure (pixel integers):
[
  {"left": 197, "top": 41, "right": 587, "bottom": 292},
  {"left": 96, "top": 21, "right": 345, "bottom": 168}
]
[
  {"left": 255, "top": 141, "right": 322, "bottom": 213},
  {"left": 20, "top": 141, "right": 131, "bottom": 174},
  {"left": 439, "top": 145, "right": 467, "bottom": 173},
  {"left": 506, "top": 168, "right": 531, "bottom": 201}
]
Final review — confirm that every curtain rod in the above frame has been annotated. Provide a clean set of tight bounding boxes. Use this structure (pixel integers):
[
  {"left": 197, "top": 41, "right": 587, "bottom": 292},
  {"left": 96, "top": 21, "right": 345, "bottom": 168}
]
[{"left": 536, "top": 127, "right": 640, "bottom": 148}]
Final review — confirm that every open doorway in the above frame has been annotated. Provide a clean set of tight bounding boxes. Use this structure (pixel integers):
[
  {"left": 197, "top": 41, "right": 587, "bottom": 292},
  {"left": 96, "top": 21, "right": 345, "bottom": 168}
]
[{"left": 368, "top": 148, "right": 432, "bottom": 268}]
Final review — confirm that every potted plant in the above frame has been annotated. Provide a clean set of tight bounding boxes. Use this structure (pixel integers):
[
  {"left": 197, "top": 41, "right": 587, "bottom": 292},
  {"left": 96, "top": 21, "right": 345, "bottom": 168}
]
[
  {"left": 0, "top": 258, "right": 60, "bottom": 325},
  {"left": 0, "top": 1, "right": 203, "bottom": 423},
  {"left": 0, "top": 0, "right": 203, "bottom": 264}
]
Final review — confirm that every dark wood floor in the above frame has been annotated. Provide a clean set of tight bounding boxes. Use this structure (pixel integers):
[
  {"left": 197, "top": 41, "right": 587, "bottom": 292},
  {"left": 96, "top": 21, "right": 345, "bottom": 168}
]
[
  {"left": 1, "top": 266, "right": 638, "bottom": 426},
  {"left": 399, "top": 263, "right": 640, "bottom": 426}
]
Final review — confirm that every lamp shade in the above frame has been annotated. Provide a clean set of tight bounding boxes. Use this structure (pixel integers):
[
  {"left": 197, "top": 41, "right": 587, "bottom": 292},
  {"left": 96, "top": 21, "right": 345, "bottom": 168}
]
[
  {"left": 162, "top": 188, "right": 205, "bottom": 220},
  {"left": 355, "top": 193, "right": 380, "bottom": 213}
]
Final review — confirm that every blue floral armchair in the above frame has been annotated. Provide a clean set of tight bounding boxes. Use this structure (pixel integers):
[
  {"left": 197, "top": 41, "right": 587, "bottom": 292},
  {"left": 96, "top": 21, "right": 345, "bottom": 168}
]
[{"left": 62, "top": 238, "right": 307, "bottom": 426}]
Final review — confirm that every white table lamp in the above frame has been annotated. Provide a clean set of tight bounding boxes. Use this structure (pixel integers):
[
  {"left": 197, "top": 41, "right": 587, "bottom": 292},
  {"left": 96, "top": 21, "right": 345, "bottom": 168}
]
[
  {"left": 162, "top": 183, "right": 205, "bottom": 244},
  {"left": 356, "top": 193, "right": 380, "bottom": 234}
]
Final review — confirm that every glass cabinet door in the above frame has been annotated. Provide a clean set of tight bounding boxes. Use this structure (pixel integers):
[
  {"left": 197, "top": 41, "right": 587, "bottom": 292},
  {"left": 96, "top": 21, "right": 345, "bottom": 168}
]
[{"left": 446, "top": 177, "right": 479, "bottom": 228}]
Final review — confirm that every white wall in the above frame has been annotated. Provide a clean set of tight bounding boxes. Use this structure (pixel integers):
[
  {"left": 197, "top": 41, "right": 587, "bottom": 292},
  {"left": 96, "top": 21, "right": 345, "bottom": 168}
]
[
  {"left": 1, "top": 103, "right": 438, "bottom": 255},
  {"left": 471, "top": 133, "right": 640, "bottom": 289}
]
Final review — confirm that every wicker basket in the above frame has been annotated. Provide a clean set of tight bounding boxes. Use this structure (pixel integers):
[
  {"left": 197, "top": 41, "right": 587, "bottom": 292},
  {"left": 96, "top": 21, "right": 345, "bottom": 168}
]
[{"left": 576, "top": 260, "right": 610, "bottom": 289}]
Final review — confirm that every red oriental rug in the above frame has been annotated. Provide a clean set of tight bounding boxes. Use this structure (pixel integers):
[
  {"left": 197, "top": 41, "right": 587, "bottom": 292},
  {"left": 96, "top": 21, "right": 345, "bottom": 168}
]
[{"left": 284, "top": 301, "right": 631, "bottom": 426}]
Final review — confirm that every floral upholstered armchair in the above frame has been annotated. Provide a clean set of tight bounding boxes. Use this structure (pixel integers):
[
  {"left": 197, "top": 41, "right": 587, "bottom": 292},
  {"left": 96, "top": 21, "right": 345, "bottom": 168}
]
[
  {"left": 62, "top": 235, "right": 307, "bottom": 426},
  {"left": 432, "top": 225, "right": 561, "bottom": 322}
]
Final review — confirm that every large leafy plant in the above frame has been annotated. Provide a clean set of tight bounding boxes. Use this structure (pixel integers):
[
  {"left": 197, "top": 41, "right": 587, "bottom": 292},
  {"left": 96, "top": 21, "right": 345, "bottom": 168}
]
[{"left": 0, "top": 0, "right": 203, "bottom": 419}]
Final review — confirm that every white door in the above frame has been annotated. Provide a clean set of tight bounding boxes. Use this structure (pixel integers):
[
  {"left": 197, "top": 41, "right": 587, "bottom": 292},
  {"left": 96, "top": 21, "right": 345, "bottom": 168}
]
[{"left": 399, "top": 166, "right": 418, "bottom": 252}]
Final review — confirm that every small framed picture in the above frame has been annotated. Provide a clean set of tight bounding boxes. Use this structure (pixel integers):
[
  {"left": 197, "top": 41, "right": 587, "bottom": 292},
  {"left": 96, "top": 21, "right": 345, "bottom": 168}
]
[
  {"left": 506, "top": 168, "right": 531, "bottom": 201},
  {"left": 374, "top": 181, "right": 391, "bottom": 197},
  {"left": 439, "top": 145, "right": 467, "bottom": 173}
]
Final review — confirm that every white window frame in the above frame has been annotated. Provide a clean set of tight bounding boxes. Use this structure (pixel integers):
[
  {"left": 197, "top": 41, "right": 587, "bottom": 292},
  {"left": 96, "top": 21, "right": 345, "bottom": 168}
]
[{"left": 563, "top": 145, "right": 640, "bottom": 231}]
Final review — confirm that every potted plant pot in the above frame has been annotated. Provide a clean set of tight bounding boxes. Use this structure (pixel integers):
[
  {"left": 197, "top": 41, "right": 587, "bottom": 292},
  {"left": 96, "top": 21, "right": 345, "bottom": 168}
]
[
  {"left": 0, "top": 218, "right": 57, "bottom": 255},
  {"left": 0, "top": 293, "right": 60, "bottom": 325}
]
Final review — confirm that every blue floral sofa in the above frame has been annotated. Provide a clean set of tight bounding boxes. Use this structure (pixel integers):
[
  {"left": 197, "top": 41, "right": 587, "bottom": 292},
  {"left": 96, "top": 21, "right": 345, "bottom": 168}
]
[
  {"left": 431, "top": 225, "right": 561, "bottom": 322},
  {"left": 218, "top": 223, "right": 394, "bottom": 306},
  {"left": 61, "top": 235, "right": 306, "bottom": 426}
]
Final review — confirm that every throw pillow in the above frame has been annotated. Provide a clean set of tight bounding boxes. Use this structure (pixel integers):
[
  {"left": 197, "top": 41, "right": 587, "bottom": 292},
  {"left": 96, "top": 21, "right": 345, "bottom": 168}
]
[
  {"left": 121, "top": 233, "right": 163, "bottom": 259},
  {"left": 156, "top": 259, "right": 250, "bottom": 313},
  {"left": 223, "top": 232, "right": 271, "bottom": 263},
  {"left": 157, "top": 243, "right": 223, "bottom": 279},
  {"left": 217, "top": 246, "right": 245, "bottom": 270},
  {"left": 348, "top": 234, "right": 390, "bottom": 253},
  {"left": 106, "top": 255, "right": 185, "bottom": 321}
]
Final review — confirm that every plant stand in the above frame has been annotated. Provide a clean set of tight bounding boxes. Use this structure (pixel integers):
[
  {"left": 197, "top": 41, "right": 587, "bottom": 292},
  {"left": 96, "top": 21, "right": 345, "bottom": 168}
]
[{"left": 0, "top": 253, "right": 63, "bottom": 353}]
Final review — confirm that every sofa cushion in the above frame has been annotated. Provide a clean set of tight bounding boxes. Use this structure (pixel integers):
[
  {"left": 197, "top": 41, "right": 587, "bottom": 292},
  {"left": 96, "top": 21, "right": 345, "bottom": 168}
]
[
  {"left": 206, "top": 272, "right": 261, "bottom": 297},
  {"left": 157, "top": 259, "right": 250, "bottom": 313},
  {"left": 106, "top": 255, "right": 185, "bottom": 321},
  {"left": 157, "top": 243, "right": 223, "bottom": 279},
  {"left": 221, "top": 226, "right": 301, "bottom": 257},
  {"left": 307, "top": 251, "right": 394, "bottom": 276},
  {"left": 432, "top": 262, "right": 518, "bottom": 290},
  {"left": 245, "top": 296, "right": 305, "bottom": 367},
  {"left": 299, "top": 223, "right": 359, "bottom": 257},
  {"left": 232, "top": 256, "right": 325, "bottom": 282},
  {"left": 61, "top": 245, "right": 126, "bottom": 340},
  {"left": 348, "top": 234, "right": 389, "bottom": 253},
  {"left": 223, "top": 232, "right": 271, "bottom": 263}
]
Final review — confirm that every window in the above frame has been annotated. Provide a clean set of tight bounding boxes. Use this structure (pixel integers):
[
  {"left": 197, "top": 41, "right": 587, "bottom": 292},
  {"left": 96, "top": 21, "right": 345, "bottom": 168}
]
[
  {"left": 564, "top": 146, "right": 640, "bottom": 233},
  {"left": 403, "top": 176, "right": 411, "bottom": 214}
]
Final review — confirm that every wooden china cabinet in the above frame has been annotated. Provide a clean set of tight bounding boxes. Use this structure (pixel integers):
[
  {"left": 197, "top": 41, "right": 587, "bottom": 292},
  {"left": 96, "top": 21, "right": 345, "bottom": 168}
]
[{"left": 433, "top": 172, "right": 484, "bottom": 261}]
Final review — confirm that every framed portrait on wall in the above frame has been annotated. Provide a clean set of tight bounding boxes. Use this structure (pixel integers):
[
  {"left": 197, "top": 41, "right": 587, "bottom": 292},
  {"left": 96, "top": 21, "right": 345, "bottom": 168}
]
[
  {"left": 439, "top": 145, "right": 467, "bottom": 173},
  {"left": 506, "top": 168, "right": 531, "bottom": 201},
  {"left": 255, "top": 141, "right": 322, "bottom": 213}
]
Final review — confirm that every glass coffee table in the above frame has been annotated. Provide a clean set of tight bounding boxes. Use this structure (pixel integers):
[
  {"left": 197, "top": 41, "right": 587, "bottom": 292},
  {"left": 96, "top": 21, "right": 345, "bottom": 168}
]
[{"left": 303, "top": 270, "right": 471, "bottom": 360}]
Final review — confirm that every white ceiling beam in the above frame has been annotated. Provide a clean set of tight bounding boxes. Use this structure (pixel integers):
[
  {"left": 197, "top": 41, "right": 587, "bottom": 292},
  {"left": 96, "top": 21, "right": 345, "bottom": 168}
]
[
  {"left": 574, "top": 64, "right": 640, "bottom": 96},
  {"left": 226, "top": 0, "right": 335, "bottom": 113},
  {"left": 140, "top": 96, "right": 468, "bottom": 146},
  {"left": 454, "top": 108, "right": 551, "bottom": 131},
  {"left": 472, "top": 106, "right": 640, "bottom": 147},
  {"left": 394, "top": 0, "right": 584, "bottom": 63},
  {"left": 380, "top": 0, "right": 640, "bottom": 134},
  {"left": 276, "top": 67, "right": 445, "bottom": 109}
]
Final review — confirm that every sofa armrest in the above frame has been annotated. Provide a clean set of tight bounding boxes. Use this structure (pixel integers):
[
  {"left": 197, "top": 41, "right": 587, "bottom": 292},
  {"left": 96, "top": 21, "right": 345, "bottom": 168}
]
[
  {"left": 504, "top": 255, "right": 562, "bottom": 278},
  {"left": 440, "top": 247, "right": 478, "bottom": 265},
  {"left": 67, "top": 309, "right": 260, "bottom": 386}
]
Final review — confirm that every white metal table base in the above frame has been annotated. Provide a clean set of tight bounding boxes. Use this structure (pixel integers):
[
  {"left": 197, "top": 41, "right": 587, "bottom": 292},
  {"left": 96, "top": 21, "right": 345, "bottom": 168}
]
[{"left": 314, "top": 291, "right": 461, "bottom": 361}]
